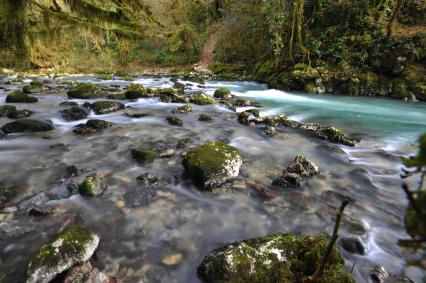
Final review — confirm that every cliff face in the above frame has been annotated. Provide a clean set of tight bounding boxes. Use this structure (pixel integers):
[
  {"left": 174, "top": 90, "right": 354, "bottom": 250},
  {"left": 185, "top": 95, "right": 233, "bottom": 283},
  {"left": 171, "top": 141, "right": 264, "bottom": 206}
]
[{"left": 0, "top": 0, "right": 154, "bottom": 68}]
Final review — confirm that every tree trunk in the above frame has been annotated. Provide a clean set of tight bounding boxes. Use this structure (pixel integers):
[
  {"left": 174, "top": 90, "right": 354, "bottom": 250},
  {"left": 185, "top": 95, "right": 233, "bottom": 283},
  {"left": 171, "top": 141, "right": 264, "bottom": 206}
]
[{"left": 387, "top": 0, "right": 404, "bottom": 38}]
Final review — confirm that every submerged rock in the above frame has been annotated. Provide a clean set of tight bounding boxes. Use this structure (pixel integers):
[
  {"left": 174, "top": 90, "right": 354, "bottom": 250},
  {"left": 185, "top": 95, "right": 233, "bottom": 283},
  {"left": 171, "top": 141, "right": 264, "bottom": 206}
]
[
  {"left": 79, "top": 173, "right": 107, "bottom": 197},
  {"left": 125, "top": 84, "right": 149, "bottom": 99},
  {"left": 92, "top": 101, "right": 125, "bottom": 115},
  {"left": 167, "top": 116, "right": 183, "bottom": 126},
  {"left": 6, "top": 90, "right": 38, "bottom": 103},
  {"left": 1, "top": 119, "right": 53, "bottom": 134},
  {"left": 26, "top": 225, "right": 99, "bottom": 283},
  {"left": 214, "top": 88, "right": 232, "bottom": 100},
  {"left": 60, "top": 106, "right": 89, "bottom": 121},
  {"left": 199, "top": 114, "right": 213, "bottom": 121},
  {"left": 182, "top": 141, "right": 242, "bottom": 189},
  {"left": 197, "top": 233, "right": 354, "bottom": 283},
  {"left": 7, "top": 109, "right": 32, "bottom": 119},
  {"left": 67, "top": 83, "right": 105, "bottom": 99},
  {"left": 272, "top": 155, "right": 319, "bottom": 188}
]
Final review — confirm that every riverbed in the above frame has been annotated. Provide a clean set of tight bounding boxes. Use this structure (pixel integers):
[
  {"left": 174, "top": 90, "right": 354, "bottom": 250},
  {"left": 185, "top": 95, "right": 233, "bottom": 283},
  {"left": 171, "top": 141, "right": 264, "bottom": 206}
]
[{"left": 0, "top": 75, "right": 425, "bottom": 282}]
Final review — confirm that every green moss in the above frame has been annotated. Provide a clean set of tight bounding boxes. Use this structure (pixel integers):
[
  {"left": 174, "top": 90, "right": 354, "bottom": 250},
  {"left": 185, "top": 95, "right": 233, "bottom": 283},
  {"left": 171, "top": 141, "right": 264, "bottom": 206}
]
[
  {"left": 173, "top": 104, "right": 192, "bottom": 113},
  {"left": 100, "top": 74, "right": 113, "bottom": 80},
  {"left": 67, "top": 83, "right": 105, "bottom": 99},
  {"left": 190, "top": 93, "right": 216, "bottom": 105},
  {"left": 198, "top": 233, "right": 355, "bottom": 283},
  {"left": 28, "top": 225, "right": 99, "bottom": 280},
  {"left": 108, "top": 92, "right": 127, "bottom": 100},
  {"left": 157, "top": 88, "right": 177, "bottom": 96},
  {"left": 131, "top": 148, "right": 157, "bottom": 163},
  {"left": 238, "top": 111, "right": 250, "bottom": 125},
  {"left": 79, "top": 176, "right": 96, "bottom": 197},
  {"left": 6, "top": 90, "right": 38, "bottom": 103},
  {"left": 122, "top": 75, "right": 134, "bottom": 81},
  {"left": 199, "top": 114, "right": 213, "bottom": 121},
  {"left": 213, "top": 88, "right": 232, "bottom": 99},
  {"left": 247, "top": 108, "right": 260, "bottom": 117},
  {"left": 167, "top": 116, "right": 183, "bottom": 126},
  {"left": 182, "top": 141, "right": 241, "bottom": 189},
  {"left": 125, "top": 84, "right": 148, "bottom": 99}
]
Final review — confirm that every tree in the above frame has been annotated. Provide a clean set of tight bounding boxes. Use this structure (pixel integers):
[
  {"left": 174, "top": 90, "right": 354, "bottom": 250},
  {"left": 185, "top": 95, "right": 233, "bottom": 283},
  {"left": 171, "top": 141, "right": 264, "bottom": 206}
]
[{"left": 387, "top": 0, "right": 404, "bottom": 37}]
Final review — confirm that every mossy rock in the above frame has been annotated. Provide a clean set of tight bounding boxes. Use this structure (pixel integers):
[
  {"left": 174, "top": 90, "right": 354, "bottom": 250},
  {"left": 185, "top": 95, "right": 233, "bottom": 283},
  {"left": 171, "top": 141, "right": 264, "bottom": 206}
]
[
  {"left": 197, "top": 233, "right": 355, "bottom": 283},
  {"left": 1, "top": 119, "right": 53, "bottom": 134},
  {"left": 6, "top": 90, "right": 38, "bottom": 103},
  {"left": 30, "top": 80, "right": 44, "bottom": 87},
  {"left": 67, "top": 83, "right": 105, "bottom": 99},
  {"left": 157, "top": 88, "right": 177, "bottom": 96},
  {"left": 0, "top": 183, "right": 19, "bottom": 205},
  {"left": 238, "top": 111, "right": 251, "bottom": 125},
  {"left": 411, "top": 82, "right": 426, "bottom": 101},
  {"left": 247, "top": 108, "right": 260, "bottom": 117},
  {"left": 131, "top": 148, "right": 157, "bottom": 163},
  {"left": 214, "top": 88, "right": 232, "bottom": 100},
  {"left": 391, "top": 79, "right": 411, "bottom": 100},
  {"left": 177, "top": 138, "right": 191, "bottom": 149},
  {"left": 173, "top": 82, "right": 186, "bottom": 93},
  {"left": 182, "top": 141, "right": 242, "bottom": 189},
  {"left": 0, "top": 105, "right": 17, "bottom": 117},
  {"left": 60, "top": 106, "right": 89, "bottom": 121},
  {"left": 190, "top": 93, "right": 216, "bottom": 105},
  {"left": 23, "top": 84, "right": 43, "bottom": 94},
  {"left": 27, "top": 225, "right": 99, "bottom": 283},
  {"left": 85, "top": 119, "right": 113, "bottom": 130},
  {"left": 92, "top": 101, "right": 125, "bottom": 115},
  {"left": 199, "top": 114, "right": 213, "bottom": 121},
  {"left": 125, "top": 84, "right": 149, "bottom": 99},
  {"left": 8, "top": 109, "right": 32, "bottom": 119},
  {"left": 167, "top": 116, "right": 183, "bottom": 126},
  {"left": 79, "top": 174, "right": 106, "bottom": 197},
  {"left": 182, "top": 74, "right": 205, "bottom": 85},
  {"left": 173, "top": 104, "right": 192, "bottom": 113},
  {"left": 108, "top": 92, "right": 127, "bottom": 100},
  {"left": 315, "top": 126, "right": 356, "bottom": 147}
]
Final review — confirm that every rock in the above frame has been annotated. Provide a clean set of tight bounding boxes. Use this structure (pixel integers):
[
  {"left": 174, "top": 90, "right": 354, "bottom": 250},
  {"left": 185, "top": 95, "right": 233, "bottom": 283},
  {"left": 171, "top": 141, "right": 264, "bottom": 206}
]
[
  {"left": 79, "top": 173, "right": 107, "bottom": 197},
  {"left": 26, "top": 225, "right": 100, "bottom": 283},
  {"left": 7, "top": 109, "right": 32, "bottom": 119},
  {"left": 340, "top": 237, "right": 366, "bottom": 255},
  {"left": 60, "top": 106, "right": 89, "bottom": 121},
  {"left": 63, "top": 261, "right": 120, "bottom": 283},
  {"left": 247, "top": 108, "right": 260, "bottom": 117},
  {"left": 173, "top": 82, "right": 185, "bottom": 92},
  {"left": 159, "top": 149, "right": 175, "bottom": 158},
  {"left": 125, "top": 84, "right": 149, "bottom": 99},
  {"left": 6, "top": 90, "right": 38, "bottom": 103},
  {"left": 131, "top": 148, "right": 157, "bottom": 163},
  {"left": 182, "top": 141, "right": 242, "bottom": 189},
  {"left": 182, "top": 74, "right": 205, "bottom": 85},
  {"left": 162, "top": 254, "right": 183, "bottom": 266},
  {"left": 92, "top": 101, "right": 125, "bottom": 115},
  {"left": 0, "top": 183, "right": 18, "bottom": 206},
  {"left": 23, "top": 81, "right": 44, "bottom": 93},
  {"left": 214, "top": 88, "right": 232, "bottom": 100},
  {"left": 199, "top": 114, "right": 213, "bottom": 121},
  {"left": 265, "top": 126, "right": 277, "bottom": 136},
  {"left": 272, "top": 155, "right": 319, "bottom": 188},
  {"left": 316, "top": 126, "right": 356, "bottom": 147},
  {"left": 124, "top": 112, "right": 148, "bottom": 118},
  {"left": 124, "top": 187, "right": 156, "bottom": 207},
  {"left": 177, "top": 138, "right": 191, "bottom": 149},
  {"left": 73, "top": 120, "right": 113, "bottom": 135},
  {"left": 190, "top": 93, "right": 216, "bottom": 105},
  {"left": 136, "top": 173, "right": 158, "bottom": 185},
  {"left": 108, "top": 92, "right": 127, "bottom": 100},
  {"left": 234, "top": 99, "right": 256, "bottom": 107},
  {"left": 28, "top": 205, "right": 55, "bottom": 216},
  {"left": 237, "top": 111, "right": 251, "bottom": 125},
  {"left": 173, "top": 104, "right": 192, "bottom": 113},
  {"left": 1, "top": 119, "right": 53, "bottom": 134},
  {"left": 59, "top": 101, "right": 78, "bottom": 107},
  {"left": 197, "top": 233, "right": 355, "bottom": 283},
  {"left": 167, "top": 116, "right": 183, "bottom": 126},
  {"left": 0, "top": 105, "right": 16, "bottom": 117},
  {"left": 67, "top": 83, "right": 105, "bottom": 99},
  {"left": 99, "top": 74, "right": 113, "bottom": 80}
]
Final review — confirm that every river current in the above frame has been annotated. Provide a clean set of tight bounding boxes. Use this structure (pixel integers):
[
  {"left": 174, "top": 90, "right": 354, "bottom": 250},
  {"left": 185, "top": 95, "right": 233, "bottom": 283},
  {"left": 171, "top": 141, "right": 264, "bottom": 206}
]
[{"left": 0, "top": 75, "right": 425, "bottom": 282}]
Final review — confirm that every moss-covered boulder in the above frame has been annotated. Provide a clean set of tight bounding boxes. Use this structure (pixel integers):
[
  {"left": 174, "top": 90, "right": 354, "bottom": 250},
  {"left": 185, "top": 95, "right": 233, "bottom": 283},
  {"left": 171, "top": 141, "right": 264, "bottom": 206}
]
[
  {"left": 8, "top": 109, "right": 32, "bottom": 119},
  {"left": 197, "top": 233, "right": 355, "bottom": 283},
  {"left": 316, "top": 126, "right": 356, "bottom": 147},
  {"left": 23, "top": 80, "right": 44, "bottom": 93},
  {"left": 79, "top": 174, "right": 107, "bottom": 197},
  {"left": 85, "top": 119, "right": 113, "bottom": 130},
  {"left": 1, "top": 119, "right": 53, "bottom": 134},
  {"left": 108, "top": 92, "right": 127, "bottom": 100},
  {"left": 73, "top": 120, "right": 113, "bottom": 136},
  {"left": 60, "top": 106, "right": 89, "bottom": 121},
  {"left": 182, "top": 141, "right": 242, "bottom": 189},
  {"left": 190, "top": 93, "right": 216, "bottom": 105},
  {"left": 6, "top": 90, "right": 38, "bottom": 103},
  {"left": 214, "top": 88, "right": 232, "bottom": 100},
  {"left": 0, "top": 105, "right": 17, "bottom": 117},
  {"left": 199, "top": 114, "right": 213, "bottom": 121},
  {"left": 173, "top": 82, "right": 186, "bottom": 93},
  {"left": 173, "top": 104, "right": 192, "bottom": 113},
  {"left": 272, "top": 155, "right": 319, "bottom": 188},
  {"left": 125, "top": 84, "right": 149, "bottom": 99},
  {"left": 26, "top": 225, "right": 100, "bottom": 283},
  {"left": 131, "top": 148, "right": 157, "bottom": 163},
  {"left": 92, "top": 101, "right": 125, "bottom": 115},
  {"left": 167, "top": 116, "right": 183, "bottom": 126},
  {"left": 67, "top": 83, "right": 105, "bottom": 99}
]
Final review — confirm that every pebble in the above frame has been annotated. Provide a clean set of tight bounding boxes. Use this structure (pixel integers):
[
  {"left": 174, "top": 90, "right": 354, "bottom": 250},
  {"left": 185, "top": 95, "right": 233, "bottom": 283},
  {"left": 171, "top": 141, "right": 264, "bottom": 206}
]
[{"left": 161, "top": 253, "right": 183, "bottom": 266}]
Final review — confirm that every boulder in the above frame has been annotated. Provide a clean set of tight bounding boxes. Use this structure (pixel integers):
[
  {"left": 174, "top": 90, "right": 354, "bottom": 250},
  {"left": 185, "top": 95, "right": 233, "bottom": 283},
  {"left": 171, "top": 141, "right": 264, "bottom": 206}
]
[
  {"left": 125, "top": 84, "right": 149, "bottom": 99},
  {"left": 79, "top": 173, "right": 107, "bottom": 197},
  {"left": 6, "top": 90, "right": 38, "bottom": 103},
  {"left": 92, "top": 101, "right": 125, "bottom": 115},
  {"left": 131, "top": 148, "right": 157, "bottom": 163},
  {"left": 73, "top": 120, "right": 113, "bottom": 136},
  {"left": 214, "top": 88, "right": 232, "bottom": 100},
  {"left": 60, "top": 106, "right": 89, "bottom": 121},
  {"left": 8, "top": 109, "right": 32, "bottom": 119},
  {"left": 199, "top": 114, "right": 213, "bottom": 121},
  {"left": 177, "top": 138, "right": 191, "bottom": 149},
  {"left": 182, "top": 141, "right": 242, "bottom": 189},
  {"left": 1, "top": 119, "right": 53, "bottom": 134},
  {"left": 23, "top": 81, "right": 44, "bottom": 93},
  {"left": 167, "top": 116, "right": 183, "bottom": 126},
  {"left": 197, "top": 233, "right": 355, "bottom": 283},
  {"left": 272, "top": 155, "right": 319, "bottom": 188},
  {"left": 26, "top": 225, "right": 99, "bottom": 283},
  {"left": 190, "top": 93, "right": 216, "bottom": 105},
  {"left": 0, "top": 105, "right": 17, "bottom": 116},
  {"left": 67, "top": 83, "right": 105, "bottom": 99},
  {"left": 173, "top": 104, "right": 192, "bottom": 113}
]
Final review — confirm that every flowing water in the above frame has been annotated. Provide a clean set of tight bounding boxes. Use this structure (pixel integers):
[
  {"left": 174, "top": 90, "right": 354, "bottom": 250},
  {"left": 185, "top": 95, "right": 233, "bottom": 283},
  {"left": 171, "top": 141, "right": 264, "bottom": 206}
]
[{"left": 0, "top": 75, "right": 425, "bottom": 283}]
